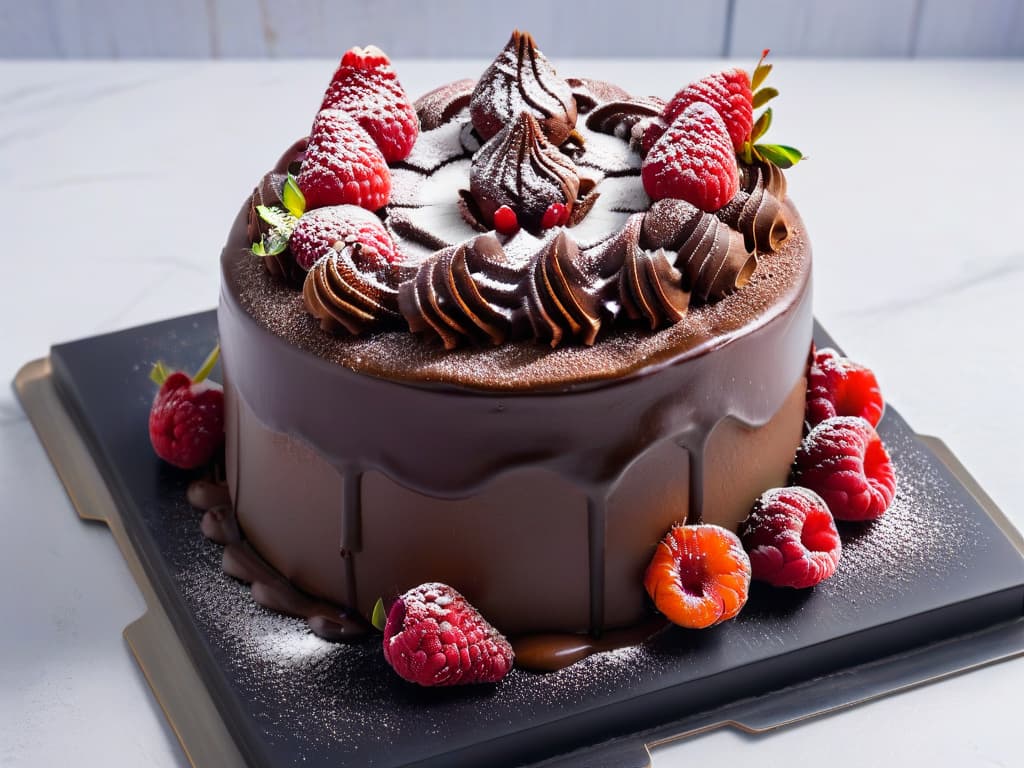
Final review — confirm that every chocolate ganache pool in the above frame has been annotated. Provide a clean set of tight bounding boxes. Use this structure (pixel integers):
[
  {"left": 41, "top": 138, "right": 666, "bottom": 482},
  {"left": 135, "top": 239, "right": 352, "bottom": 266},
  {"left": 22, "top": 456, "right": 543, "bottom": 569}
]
[{"left": 218, "top": 31, "right": 812, "bottom": 641}]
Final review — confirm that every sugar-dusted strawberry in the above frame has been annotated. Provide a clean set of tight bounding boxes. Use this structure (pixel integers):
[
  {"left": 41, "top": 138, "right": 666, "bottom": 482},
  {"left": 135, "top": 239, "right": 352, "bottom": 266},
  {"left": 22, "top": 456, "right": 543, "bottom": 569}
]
[
  {"left": 661, "top": 68, "right": 753, "bottom": 152},
  {"left": 297, "top": 109, "right": 391, "bottom": 211},
  {"left": 644, "top": 524, "right": 751, "bottom": 629},
  {"left": 320, "top": 45, "right": 419, "bottom": 163},
  {"left": 641, "top": 102, "right": 739, "bottom": 212},
  {"left": 379, "top": 583, "right": 513, "bottom": 686},
  {"left": 148, "top": 346, "right": 224, "bottom": 470},
  {"left": 289, "top": 204, "right": 396, "bottom": 271},
  {"left": 793, "top": 417, "right": 897, "bottom": 522},
  {"left": 739, "top": 487, "right": 841, "bottom": 589},
  {"left": 806, "top": 348, "right": 885, "bottom": 428}
]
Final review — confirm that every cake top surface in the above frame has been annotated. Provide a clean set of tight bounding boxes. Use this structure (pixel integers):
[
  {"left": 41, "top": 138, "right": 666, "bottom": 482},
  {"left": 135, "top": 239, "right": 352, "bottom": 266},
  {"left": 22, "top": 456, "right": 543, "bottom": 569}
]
[{"left": 227, "top": 32, "right": 808, "bottom": 391}]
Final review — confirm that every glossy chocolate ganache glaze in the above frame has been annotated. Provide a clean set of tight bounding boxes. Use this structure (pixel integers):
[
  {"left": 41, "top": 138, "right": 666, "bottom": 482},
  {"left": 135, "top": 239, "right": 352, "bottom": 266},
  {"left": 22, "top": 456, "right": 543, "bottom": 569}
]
[{"left": 219, "top": 32, "right": 812, "bottom": 662}]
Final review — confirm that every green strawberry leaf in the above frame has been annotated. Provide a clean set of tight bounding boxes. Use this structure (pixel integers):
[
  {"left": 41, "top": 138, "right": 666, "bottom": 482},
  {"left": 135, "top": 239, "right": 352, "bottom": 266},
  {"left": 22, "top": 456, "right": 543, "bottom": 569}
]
[
  {"left": 751, "top": 108, "right": 773, "bottom": 143},
  {"left": 149, "top": 360, "right": 171, "bottom": 386},
  {"left": 256, "top": 204, "right": 298, "bottom": 234},
  {"left": 251, "top": 239, "right": 267, "bottom": 257},
  {"left": 751, "top": 62, "right": 773, "bottom": 91},
  {"left": 752, "top": 87, "right": 779, "bottom": 109},
  {"left": 754, "top": 143, "right": 803, "bottom": 169},
  {"left": 370, "top": 597, "right": 387, "bottom": 632},
  {"left": 193, "top": 344, "right": 220, "bottom": 383},
  {"left": 282, "top": 174, "right": 306, "bottom": 219}
]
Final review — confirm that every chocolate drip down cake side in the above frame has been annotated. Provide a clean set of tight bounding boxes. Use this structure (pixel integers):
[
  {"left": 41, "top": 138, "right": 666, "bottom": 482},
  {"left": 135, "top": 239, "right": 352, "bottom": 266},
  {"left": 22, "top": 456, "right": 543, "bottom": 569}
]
[{"left": 206, "top": 30, "right": 881, "bottom": 680}]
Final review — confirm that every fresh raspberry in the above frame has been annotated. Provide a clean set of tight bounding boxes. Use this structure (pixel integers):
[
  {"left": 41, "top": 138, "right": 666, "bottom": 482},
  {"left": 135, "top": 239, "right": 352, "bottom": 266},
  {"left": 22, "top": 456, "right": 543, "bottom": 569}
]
[
  {"left": 382, "top": 583, "right": 514, "bottom": 686},
  {"left": 297, "top": 109, "right": 391, "bottom": 212},
  {"left": 806, "top": 348, "right": 885, "bottom": 428},
  {"left": 739, "top": 487, "right": 842, "bottom": 589},
  {"left": 793, "top": 417, "right": 897, "bottom": 522},
  {"left": 661, "top": 68, "right": 753, "bottom": 152},
  {"left": 644, "top": 524, "right": 751, "bottom": 629},
  {"left": 641, "top": 103, "right": 739, "bottom": 212},
  {"left": 320, "top": 45, "right": 419, "bottom": 163},
  {"left": 148, "top": 348, "right": 224, "bottom": 470},
  {"left": 289, "top": 205, "right": 396, "bottom": 271}
]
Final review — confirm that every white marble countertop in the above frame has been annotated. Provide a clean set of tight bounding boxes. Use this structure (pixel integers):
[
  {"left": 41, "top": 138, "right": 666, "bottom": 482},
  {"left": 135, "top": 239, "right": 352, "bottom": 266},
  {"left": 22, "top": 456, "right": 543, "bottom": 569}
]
[{"left": 1, "top": 59, "right": 1022, "bottom": 767}]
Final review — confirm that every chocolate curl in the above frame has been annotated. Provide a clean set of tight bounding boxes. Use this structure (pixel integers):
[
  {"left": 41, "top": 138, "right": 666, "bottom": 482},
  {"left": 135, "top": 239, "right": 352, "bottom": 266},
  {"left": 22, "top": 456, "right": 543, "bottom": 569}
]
[
  {"left": 524, "top": 231, "right": 603, "bottom": 347},
  {"left": 414, "top": 78, "right": 476, "bottom": 130},
  {"left": 399, "top": 234, "right": 522, "bottom": 349},
  {"left": 741, "top": 161, "right": 788, "bottom": 200},
  {"left": 716, "top": 185, "right": 790, "bottom": 253},
  {"left": 617, "top": 215, "right": 690, "bottom": 329},
  {"left": 641, "top": 199, "right": 756, "bottom": 303},
  {"left": 302, "top": 245, "right": 401, "bottom": 335},
  {"left": 585, "top": 97, "right": 666, "bottom": 141}
]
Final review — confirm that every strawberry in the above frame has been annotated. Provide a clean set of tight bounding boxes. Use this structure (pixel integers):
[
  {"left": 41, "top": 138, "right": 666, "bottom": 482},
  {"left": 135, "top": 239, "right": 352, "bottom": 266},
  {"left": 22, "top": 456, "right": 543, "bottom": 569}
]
[
  {"left": 297, "top": 109, "right": 391, "bottom": 212},
  {"left": 148, "top": 346, "right": 224, "bottom": 470},
  {"left": 320, "top": 45, "right": 419, "bottom": 163},
  {"left": 660, "top": 68, "right": 753, "bottom": 152},
  {"left": 379, "top": 583, "right": 513, "bottom": 686},
  {"left": 641, "top": 102, "right": 739, "bottom": 212},
  {"left": 289, "top": 205, "right": 397, "bottom": 271}
]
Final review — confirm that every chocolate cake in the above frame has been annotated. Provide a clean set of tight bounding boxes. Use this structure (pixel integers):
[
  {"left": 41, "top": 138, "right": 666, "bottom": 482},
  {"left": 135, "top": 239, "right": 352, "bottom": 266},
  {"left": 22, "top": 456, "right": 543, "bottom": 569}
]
[{"left": 218, "top": 33, "right": 812, "bottom": 657}]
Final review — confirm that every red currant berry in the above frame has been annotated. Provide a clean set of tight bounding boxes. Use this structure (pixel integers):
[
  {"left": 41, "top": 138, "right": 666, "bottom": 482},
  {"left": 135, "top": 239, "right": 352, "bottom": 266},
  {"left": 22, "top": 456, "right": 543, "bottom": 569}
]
[
  {"left": 493, "top": 205, "right": 519, "bottom": 235},
  {"left": 541, "top": 202, "right": 567, "bottom": 230}
]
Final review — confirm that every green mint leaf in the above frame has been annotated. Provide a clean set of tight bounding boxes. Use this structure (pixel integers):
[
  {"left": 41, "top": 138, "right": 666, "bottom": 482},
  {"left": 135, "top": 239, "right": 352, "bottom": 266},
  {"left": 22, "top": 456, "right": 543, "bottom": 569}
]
[
  {"left": 282, "top": 174, "right": 306, "bottom": 219},
  {"left": 751, "top": 108, "right": 773, "bottom": 143},
  {"left": 752, "top": 87, "right": 779, "bottom": 109},
  {"left": 751, "top": 62, "right": 773, "bottom": 91},
  {"left": 754, "top": 143, "right": 803, "bottom": 169},
  {"left": 263, "top": 229, "right": 290, "bottom": 256},
  {"left": 251, "top": 238, "right": 267, "bottom": 257},
  {"left": 256, "top": 204, "right": 298, "bottom": 233},
  {"left": 370, "top": 598, "right": 387, "bottom": 632}
]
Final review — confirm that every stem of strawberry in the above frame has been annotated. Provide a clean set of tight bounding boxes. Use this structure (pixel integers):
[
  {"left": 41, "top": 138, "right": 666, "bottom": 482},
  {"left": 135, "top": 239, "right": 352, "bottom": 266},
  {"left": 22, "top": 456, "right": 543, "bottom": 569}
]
[
  {"left": 371, "top": 597, "right": 387, "bottom": 632},
  {"left": 149, "top": 360, "right": 171, "bottom": 387},
  {"left": 193, "top": 344, "right": 221, "bottom": 383}
]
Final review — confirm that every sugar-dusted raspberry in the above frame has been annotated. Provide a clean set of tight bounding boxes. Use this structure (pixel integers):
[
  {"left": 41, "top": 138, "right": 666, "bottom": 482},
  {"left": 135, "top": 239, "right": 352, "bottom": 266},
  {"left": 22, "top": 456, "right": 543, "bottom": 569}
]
[
  {"left": 793, "top": 416, "right": 896, "bottom": 522},
  {"left": 660, "top": 68, "right": 754, "bottom": 153},
  {"left": 806, "top": 347, "right": 885, "bottom": 428},
  {"left": 320, "top": 45, "right": 419, "bottom": 163},
  {"left": 644, "top": 524, "right": 751, "bottom": 629},
  {"left": 288, "top": 204, "right": 396, "bottom": 271},
  {"left": 148, "top": 347, "right": 224, "bottom": 470},
  {"left": 739, "top": 487, "right": 841, "bottom": 588},
  {"left": 641, "top": 102, "right": 739, "bottom": 212},
  {"left": 297, "top": 109, "right": 391, "bottom": 211},
  {"left": 382, "top": 583, "right": 514, "bottom": 686}
]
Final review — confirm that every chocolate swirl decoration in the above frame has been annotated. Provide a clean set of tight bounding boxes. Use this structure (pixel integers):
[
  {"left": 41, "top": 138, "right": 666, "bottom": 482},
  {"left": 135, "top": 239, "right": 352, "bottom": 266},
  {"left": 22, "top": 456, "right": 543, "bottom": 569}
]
[
  {"left": 615, "top": 214, "right": 690, "bottom": 328},
  {"left": 469, "top": 111, "right": 581, "bottom": 232},
  {"left": 303, "top": 244, "right": 403, "bottom": 335},
  {"left": 414, "top": 78, "right": 476, "bottom": 131},
  {"left": 566, "top": 77, "right": 632, "bottom": 114},
  {"left": 469, "top": 30, "right": 578, "bottom": 145},
  {"left": 585, "top": 97, "right": 666, "bottom": 142},
  {"left": 523, "top": 231, "right": 603, "bottom": 347},
  {"left": 641, "top": 199, "right": 756, "bottom": 303},
  {"left": 716, "top": 161, "right": 791, "bottom": 252},
  {"left": 399, "top": 234, "right": 524, "bottom": 349}
]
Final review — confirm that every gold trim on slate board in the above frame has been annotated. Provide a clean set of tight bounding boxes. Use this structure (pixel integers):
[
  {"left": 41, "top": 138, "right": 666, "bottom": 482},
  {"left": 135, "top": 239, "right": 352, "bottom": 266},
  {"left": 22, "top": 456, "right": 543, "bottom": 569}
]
[
  {"left": 14, "top": 357, "right": 246, "bottom": 768},
  {"left": 14, "top": 355, "right": 1024, "bottom": 768}
]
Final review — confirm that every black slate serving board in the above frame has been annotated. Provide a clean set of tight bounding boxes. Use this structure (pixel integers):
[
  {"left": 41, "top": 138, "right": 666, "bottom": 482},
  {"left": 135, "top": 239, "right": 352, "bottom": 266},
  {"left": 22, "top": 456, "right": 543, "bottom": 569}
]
[{"left": 20, "top": 310, "right": 1024, "bottom": 767}]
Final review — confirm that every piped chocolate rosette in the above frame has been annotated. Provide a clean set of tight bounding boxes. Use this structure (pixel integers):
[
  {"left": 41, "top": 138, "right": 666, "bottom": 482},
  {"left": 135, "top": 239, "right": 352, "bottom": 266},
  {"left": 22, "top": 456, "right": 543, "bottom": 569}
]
[{"left": 247, "top": 33, "right": 801, "bottom": 350}]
